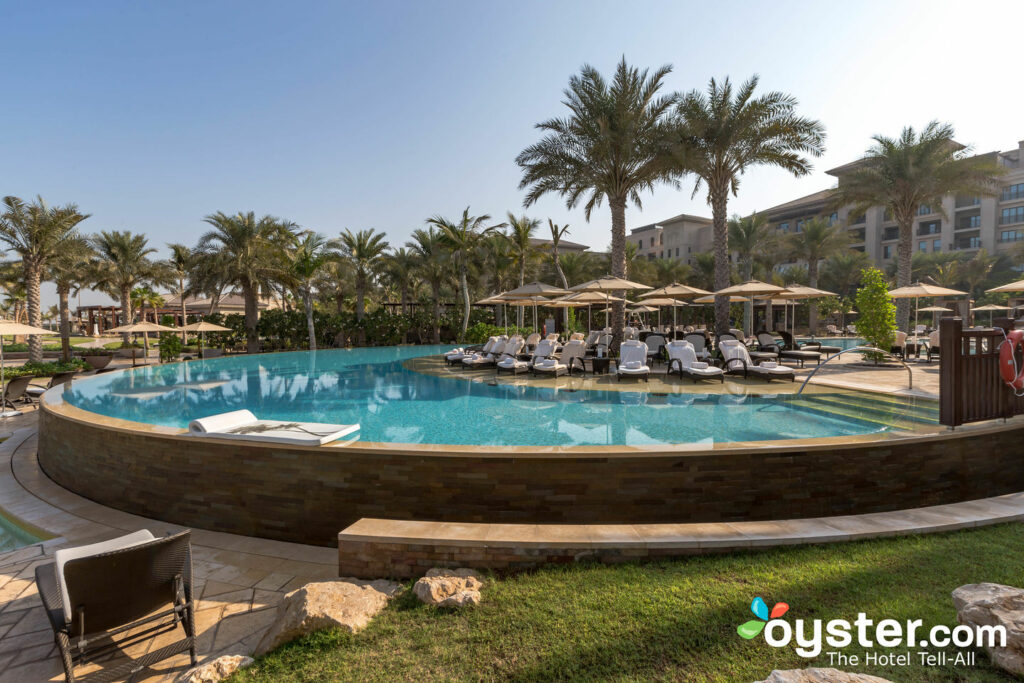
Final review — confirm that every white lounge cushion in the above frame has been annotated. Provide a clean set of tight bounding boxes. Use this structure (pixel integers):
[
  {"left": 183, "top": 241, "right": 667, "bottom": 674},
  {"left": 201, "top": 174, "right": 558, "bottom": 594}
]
[
  {"left": 189, "top": 411, "right": 360, "bottom": 445},
  {"left": 497, "top": 357, "right": 526, "bottom": 369},
  {"left": 55, "top": 529, "right": 156, "bottom": 622},
  {"left": 623, "top": 360, "right": 642, "bottom": 370},
  {"left": 760, "top": 361, "right": 778, "bottom": 369},
  {"left": 690, "top": 361, "right": 708, "bottom": 370},
  {"left": 535, "top": 358, "right": 559, "bottom": 368},
  {"left": 690, "top": 366, "right": 723, "bottom": 376}
]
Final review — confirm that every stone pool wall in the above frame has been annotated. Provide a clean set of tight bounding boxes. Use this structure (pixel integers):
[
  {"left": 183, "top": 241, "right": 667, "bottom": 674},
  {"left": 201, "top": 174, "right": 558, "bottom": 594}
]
[{"left": 38, "top": 401, "right": 1024, "bottom": 548}]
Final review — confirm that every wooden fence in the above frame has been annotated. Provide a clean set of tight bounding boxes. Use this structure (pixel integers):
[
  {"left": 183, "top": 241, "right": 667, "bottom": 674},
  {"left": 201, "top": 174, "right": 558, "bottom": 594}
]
[{"left": 939, "top": 317, "right": 1024, "bottom": 426}]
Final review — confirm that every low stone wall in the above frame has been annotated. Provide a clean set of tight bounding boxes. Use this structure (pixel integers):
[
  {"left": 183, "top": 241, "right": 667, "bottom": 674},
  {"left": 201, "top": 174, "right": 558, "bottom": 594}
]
[{"left": 37, "top": 401, "right": 1024, "bottom": 548}]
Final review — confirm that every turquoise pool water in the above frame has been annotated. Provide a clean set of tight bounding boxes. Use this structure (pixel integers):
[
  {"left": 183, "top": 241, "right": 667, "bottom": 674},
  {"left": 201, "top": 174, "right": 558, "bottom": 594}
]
[
  {"left": 60, "top": 345, "right": 918, "bottom": 447},
  {"left": 0, "top": 509, "right": 41, "bottom": 552}
]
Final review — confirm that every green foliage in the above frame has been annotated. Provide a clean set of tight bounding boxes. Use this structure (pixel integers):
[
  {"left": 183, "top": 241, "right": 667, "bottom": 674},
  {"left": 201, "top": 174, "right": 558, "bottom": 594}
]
[
  {"left": 854, "top": 267, "right": 896, "bottom": 361},
  {"left": 158, "top": 332, "right": 182, "bottom": 361},
  {"left": 464, "top": 322, "right": 536, "bottom": 345},
  {"left": 4, "top": 359, "right": 87, "bottom": 379}
]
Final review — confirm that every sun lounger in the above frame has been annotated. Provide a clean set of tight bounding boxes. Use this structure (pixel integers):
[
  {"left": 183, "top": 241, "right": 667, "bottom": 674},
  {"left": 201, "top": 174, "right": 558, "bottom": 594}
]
[
  {"left": 35, "top": 529, "right": 197, "bottom": 683},
  {"left": 569, "top": 332, "right": 585, "bottom": 341},
  {"left": 533, "top": 339, "right": 587, "bottom": 377},
  {"left": 189, "top": 409, "right": 359, "bottom": 445},
  {"left": 498, "top": 339, "right": 556, "bottom": 374},
  {"left": 446, "top": 336, "right": 499, "bottom": 365},
  {"left": 719, "top": 339, "right": 795, "bottom": 382},
  {"left": 2, "top": 375, "right": 33, "bottom": 410},
  {"left": 645, "top": 334, "right": 667, "bottom": 366},
  {"left": 25, "top": 371, "right": 77, "bottom": 402},
  {"left": 777, "top": 331, "right": 823, "bottom": 367},
  {"left": 523, "top": 332, "right": 541, "bottom": 350},
  {"left": 462, "top": 336, "right": 518, "bottom": 368},
  {"left": 666, "top": 340, "right": 724, "bottom": 383},
  {"left": 684, "top": 333, "right": 712, "bottom": 362},
  {"left": 616, "top": 340, "right": 650, "bottom": 382},
  {"left": 927, "top": 330, "right": 940, "bottom": 362}
]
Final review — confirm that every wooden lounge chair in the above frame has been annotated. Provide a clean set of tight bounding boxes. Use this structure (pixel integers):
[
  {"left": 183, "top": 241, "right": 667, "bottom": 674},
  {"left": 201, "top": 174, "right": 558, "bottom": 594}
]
[
  {"left": 666, "top": 340, "right": 724, "bottom": 383},
  {"left": 777, "top": 331, "right": 823, "bottom": 367},
  {"left": 719, "top": 339, "right": 795, "bottom": 382},
  {"left": 890, "top": 330, "right": 908, "bottom": 359},
  {"left": 616, "top": 340, "right": 650, "bottom": 382},
  {"left": 26, "top": 371, "right": 78, "bottom": 401},
  {"left": 2, "top": 375, "right": 33, "bottom": 410},
  {"left": 533, "top": 339, "right": 587, "bottom": 377},
  {"left": 35, "top": 530, "right": 196, "bottom": 683}
]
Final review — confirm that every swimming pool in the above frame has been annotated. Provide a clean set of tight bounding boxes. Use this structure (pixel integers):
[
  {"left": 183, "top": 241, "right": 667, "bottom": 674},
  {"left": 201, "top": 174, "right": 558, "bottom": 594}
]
[
  {"left": 0, "top": 509, "right": 42, "bottom": 552},
  {"left": 61, "top": 345, "right": 927, "bottom": 447}
]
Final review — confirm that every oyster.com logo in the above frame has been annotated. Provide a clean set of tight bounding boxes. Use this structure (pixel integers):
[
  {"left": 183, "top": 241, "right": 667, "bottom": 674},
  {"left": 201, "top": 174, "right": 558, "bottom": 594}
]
[{"left": 737, "top": 597, "right": 789, "bottom": 640}]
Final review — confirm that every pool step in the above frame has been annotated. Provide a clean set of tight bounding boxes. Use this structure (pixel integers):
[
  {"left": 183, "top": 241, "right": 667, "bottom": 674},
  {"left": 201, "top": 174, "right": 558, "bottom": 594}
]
[{"left": 793, "top": 393, "right": 938, "bottom": 427}]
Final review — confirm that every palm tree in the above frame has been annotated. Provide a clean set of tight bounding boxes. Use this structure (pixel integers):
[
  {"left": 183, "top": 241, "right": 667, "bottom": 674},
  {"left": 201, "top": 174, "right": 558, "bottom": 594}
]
[
  {"left": 674, "top": 76, "right": 825, "bottom": 334},
  {"left": 517, "top": 58, "right": 678, "bottom": 349},
  {"left": 407, "top": 227, "right": 449, "bottom": 343},
  {"left": 130, "top": 286, "right": 165, "bottom": 354},
  {"left": 548, "top": 220, "right": 571, "bottom": 290},
  {"left": 729, "top": 212, "right": 774, "bottom": 332},
  {"left": 930, "top": 259, "right": 962, "bottom": 289},
  {"left": 557, "top": 252, "right": 595, "bottom": 288},
  {"left": 384, "top": 247, "right": 418, "bottom": 315},
  {"left": 167, "top": 243, "right": 193, "bottom": 342},
  {"left": 90, "top": 230, "right": 165, "bottom": 346},
  {"left": 338, "top": 228, "right": 389, "bottom": 322},
  {"left": 428, "top": 208, "right": 499, "bottom": 338},
  {"left": 48, "top": 237, "right": 95, "bottom": 362},
  {"left": 820, "top": 251, "right": 871, "bottom": 299},
  {"left": 788, "top": 216, "right": 849, "bottom": 332},
  {"left": 960, "top": 249, "right": 997, "bottom": 301},
  {"left": 651, "top": 258, "right": 691, "bottom": 287},
  {"left": 831, "top": 121, "right": 1004, "bottom": 329},
  {"left": 197, "top": 211, "right": 295, "bottom": 353},
  {"left": 504, "top": 213, "right": 540, "bottom": 325},
  {"left": 287, "top": 232, "right": 337, "bottom": 350},
  {"left": 0, "top": 196, "right": 90, "bottom": 362},
  {"left": 690, "top": 252, "right": 717, "bottom": 291}
]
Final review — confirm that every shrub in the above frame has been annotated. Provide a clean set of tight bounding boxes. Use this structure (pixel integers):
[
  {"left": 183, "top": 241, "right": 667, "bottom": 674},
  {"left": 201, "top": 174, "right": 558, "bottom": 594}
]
[
  {"left": 158, "top": 332, "right": 183, "bottom": 362},
  {"left": 4, "top": 359, "right": 88, "bottom": 378},
  {"left": 854, "top": 267, "right": 896, "bottom": 363}
]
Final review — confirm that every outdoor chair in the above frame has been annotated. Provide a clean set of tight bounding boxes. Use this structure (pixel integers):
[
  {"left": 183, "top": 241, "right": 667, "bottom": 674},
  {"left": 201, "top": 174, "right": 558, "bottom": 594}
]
[
  {"left": 616, "top": 340, "right": 650, "bottom": 382},
  {"left": 499, "top": 339, "right": 556, "bottom": 374},
  {"left": 927, "top": 330, "right": 940, "bottom": 363},
  {"left": 34, "top": 530, "right": 196, "bottom": 683},
  {"left": 26, "top": 371, "right": 78, "bottom": 402},
  {"left": 777, "top": 331, "right": 823, "bottom": 368},
  {"left": 644, "top": 334, "right": 667, "bottom": 366},
  {"left": 684, "top": 333, "right": 712, "bottom": 362},
  {"left": 719, "top": 340, "right": 795, "bottom": 382},
  {"left": 2, "top": 375, "right": 34, "bottom": 410},
  {"left": 523, "top": 332, "right": 541, "bottom": 350},
  {"left": 568, "top": 332, "right": 585, "bottom": 341},
  {"left": 533, "top": 339, "right": 586, "bottom": 377},
  {"left": 666, "top": 340, "right": 723, "bottom": 383},
  {"left": 890, "top": 330, "right": 908, "bottom": 359}
]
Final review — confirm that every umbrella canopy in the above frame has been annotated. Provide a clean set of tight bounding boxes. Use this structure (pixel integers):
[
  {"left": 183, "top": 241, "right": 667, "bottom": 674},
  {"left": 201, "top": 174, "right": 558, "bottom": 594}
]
[
  {"left": 639, "top": 297, "right": 687, "bottom": 307},
  {"left": 570, "top": 276, "right": 652, "bottom": 293},
  {"left": 987, "top": 279, "right": 1024, "bottom": 293},
  {"left": 887, "top": 282, "right": 966, "bottom": 298},
  {"left": 475, "top": 295, "right": 506, "bottom": 305},
  {"left": 628, "top": 304, "right": 658, "bottom": 313},
  {"left": 693, "top": 294, "right": 750, "bottom": 304},
  {"left": 971, "top": 304, "right": 1009, "bottom": 311},
  {"left": 105, "top": 321, "right": 178, "bottom": 334},
  {"left": 641, "top": 283, "right": 710, "bottom": 298},
  {"left": 545, "top": 299, "right": 590, "bottom": 308},
  {"left": 503, "top": 295, "right": 550, "bottom": 305},
  {"left": 0, "top": 320, "right": 53, "bottom": 336},
  {"left": 181, "top": 321, "right": 232, "bottom": 332},
  {"left": 774, "top": 284, "right": 837, "bottom": 299},
  {"left": 919, "top": 305, "right": 953, "bottom": 313},
  {"left": 714, "top": 280, "right": 789, "bottom": 297},
  {"left": 499, "top": 281, "right": 570, "bottom": 298},
  {"left": 558, "top": 291, "right": 627, "bottom": 303}
]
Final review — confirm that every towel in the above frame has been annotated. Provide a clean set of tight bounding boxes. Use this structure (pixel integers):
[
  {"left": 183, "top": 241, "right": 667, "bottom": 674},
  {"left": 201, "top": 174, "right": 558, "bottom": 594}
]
[
  {"left": 690, "top": 361, "right": 708, "bottom": 370},
  {"left": 760, "top": 361, "right": 778, "bottom": 369},
  {"left": 536, "top": 359, "right": 557, "bottom": 368},
  {"left": 622, "top": 360, "right": 643, "bottom": 370}
]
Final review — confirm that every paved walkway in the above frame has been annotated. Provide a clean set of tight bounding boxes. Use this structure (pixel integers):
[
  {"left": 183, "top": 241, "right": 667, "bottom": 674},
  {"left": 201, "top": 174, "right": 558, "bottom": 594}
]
[{"left": 0, "top": 414, "right": 337, "bottom": 682}]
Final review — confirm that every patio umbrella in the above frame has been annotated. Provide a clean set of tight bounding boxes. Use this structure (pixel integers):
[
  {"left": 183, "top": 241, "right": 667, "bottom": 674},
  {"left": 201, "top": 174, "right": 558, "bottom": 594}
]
[
  {"left": 971, "top": 303, "right": 1010, "bottom": 327},
  {"left": 986, "top": 279, "right": 1024, "bottom": 293},
  {"left": 476, "top": 295, "right": 509, "bottom": 334},
  {"left": 773, "top": 285, "right": 837, "bottom": 337},
  {"left": 0, "top": 320, "right": 53, "bottom": 418},
  {"left": 693, "top": 294, "right": 750, "bottom": 304},
  {"left": 887, "top": 282, "right": 966, "bottom": 335},
  {"left": 555, "top": 291, "right": 626, "bottom": 332},
  {"left": 570, "top": 276, "right": 652, "bottom": 336},
  {"left": 105, "top": 321, "right": 178, "bottom": 366},
  {"left": 182, "top": 321, "right": 232, "bottom": 359},
  {"left": 635, "top": 297, "right": 686, "bottom": 329},
  {"left": 499, "top": 282, "right": 570, "bottom": 329},
  {"left": 503, "top": 295, "right": 551, "bottom": 331},
  {"left": 714, "top": 280, "right": 791, "bottom": 336},
  {"left": 641, "top": 283, "right": 711, "bottom": 298}
]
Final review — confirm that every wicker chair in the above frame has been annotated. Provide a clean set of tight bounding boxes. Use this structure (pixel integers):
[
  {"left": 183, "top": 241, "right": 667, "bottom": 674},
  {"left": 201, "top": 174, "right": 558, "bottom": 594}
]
[{"left": 35, "top": 530, "right": 196, "bottom": 683}]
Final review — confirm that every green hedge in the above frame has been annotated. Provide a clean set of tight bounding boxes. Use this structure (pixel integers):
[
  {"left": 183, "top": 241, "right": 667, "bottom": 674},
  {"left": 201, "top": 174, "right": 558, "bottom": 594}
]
[{"left": 3, "top": 359, "right": 88, "bottom": 379}]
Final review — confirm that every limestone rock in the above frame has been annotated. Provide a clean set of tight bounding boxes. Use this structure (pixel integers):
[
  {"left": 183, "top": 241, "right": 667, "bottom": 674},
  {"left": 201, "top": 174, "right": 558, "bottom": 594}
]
[
  {"left": 413, "top": 567, "right": 484, "bottom": 607},
  {"left": 254, "top": 578, "right": 402, "bottom": 656},
  {"left": 953, "top": 582, "right": 1024, "bottom": 675},
  {"left": 177, "top": 654, "right": 253, "bottom": 682},
  {"left": 756, "top": 669, "right": 892, "bottom": 683}
]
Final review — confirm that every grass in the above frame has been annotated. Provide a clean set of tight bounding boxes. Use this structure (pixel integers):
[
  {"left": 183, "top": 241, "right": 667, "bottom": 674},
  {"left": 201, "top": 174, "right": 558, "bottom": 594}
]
[{"left": 234, "top": 524, "right": 1024, "bottom": 682}]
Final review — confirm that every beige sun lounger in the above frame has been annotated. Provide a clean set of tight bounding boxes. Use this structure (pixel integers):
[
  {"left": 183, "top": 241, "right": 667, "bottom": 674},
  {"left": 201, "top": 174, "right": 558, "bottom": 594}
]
[{"left": 189, "top": 410, "right": 359, "bottom": 445}]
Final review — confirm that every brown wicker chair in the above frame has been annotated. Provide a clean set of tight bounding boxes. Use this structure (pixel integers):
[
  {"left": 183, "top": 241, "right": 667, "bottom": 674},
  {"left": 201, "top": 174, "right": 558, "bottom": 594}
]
[{"left": 34, "top": 530, "right": 196, "bottom": 683}]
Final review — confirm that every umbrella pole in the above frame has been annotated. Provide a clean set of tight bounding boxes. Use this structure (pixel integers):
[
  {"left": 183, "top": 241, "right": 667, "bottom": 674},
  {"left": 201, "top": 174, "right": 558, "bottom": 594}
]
[{"left": 0, "top": 339, "right": 13, "bottom": 419}]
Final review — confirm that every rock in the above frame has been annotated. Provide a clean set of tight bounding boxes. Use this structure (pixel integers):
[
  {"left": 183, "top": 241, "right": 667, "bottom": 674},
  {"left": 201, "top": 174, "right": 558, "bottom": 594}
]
[
  {"left": 756, "top": 669, "right": 892, "bottom": 683},
  {"left": 176, "top": 654, "right": 253, "bottom": 682},
  {"left": 953, "top": 582, "right": 1024, "bottom": 675},
  {"left": 413, "top": 567, "right": 484, "bottom": 607},
  {"left": 254, "top": 578, "right": 402, "bottom": 656}
]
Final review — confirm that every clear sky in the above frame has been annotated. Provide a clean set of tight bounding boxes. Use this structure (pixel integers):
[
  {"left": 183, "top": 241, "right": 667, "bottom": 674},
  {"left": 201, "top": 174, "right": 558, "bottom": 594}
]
[{"left": 3, "top": 0, "right": 1023, "bottom": 306}]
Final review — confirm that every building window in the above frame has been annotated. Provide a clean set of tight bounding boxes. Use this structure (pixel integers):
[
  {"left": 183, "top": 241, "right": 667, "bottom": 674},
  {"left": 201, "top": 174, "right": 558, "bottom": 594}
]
[
  {"left": 918, "top": 241, "right": 928, "bottom": 252},
  {"left": 659, "top": 235, "right": 663, "bottom": 245},
  {"left": 1002, "top": 183, "right": 1024, "bottom": 201},
  {"left": 917, "top": 220, "right": 941, "bottom": 236},
  {"left": 795, "top": 219, "right": 805, "bottom": 232},
  {"left": 637, "top": 240, "right": 642, "bottom": 249},
  {"left": 958, "top": 214, "right": 982, "bottom": 229},
  {"left": 1001, "top": 230, "right": 1024, "bottom": 243},
  {"left": 933, "top": 239, "right": 941, "bottom": 252},
  {"left": 918, "top": 204, "right": 933, "bottom": 215},
  {"left": 955, "top": 195, "right": 981, "bottom": 208},
  {"left": 883, "top": 245, "right": 893, "bottom": 259},
  {"left": 650, "top": 237, "right": 655, "bottom": 247},
  {"left": 882, "top": 226, "right": 899, "bottom": 241},
  {"left": 954, "top": 236, "right": 982, "bottom": 250},
  {"left": 778, "top": 222, "right": 789, "bottom": 233},
  {"left": 1001, "top": 206, "right": 1024, "bottom": 225},
  {"left": 675, "top": 247, "right": 679, "bottom": 257},
  {"left": 849, "top": 213, "right": 866, "bottom": 225},
  {"left": 827, "top": 212, "right": 838, "bottom": 225}
]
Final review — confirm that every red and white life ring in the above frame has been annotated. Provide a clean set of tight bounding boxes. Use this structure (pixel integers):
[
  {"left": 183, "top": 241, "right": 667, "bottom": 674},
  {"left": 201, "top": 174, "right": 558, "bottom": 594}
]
[{"left": 1000, "top": 329, "right": 1024, "bottom": 390}]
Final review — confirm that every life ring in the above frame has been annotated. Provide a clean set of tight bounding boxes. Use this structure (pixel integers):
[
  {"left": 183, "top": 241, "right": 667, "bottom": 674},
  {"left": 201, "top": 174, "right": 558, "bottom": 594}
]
[{"left": 1000, "top": 329, "right": 1024, "bottom": 390}]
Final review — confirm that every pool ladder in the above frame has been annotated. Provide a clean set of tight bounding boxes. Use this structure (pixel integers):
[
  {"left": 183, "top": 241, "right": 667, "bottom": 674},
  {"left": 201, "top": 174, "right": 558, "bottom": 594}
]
[{"left": 795, "top": 346, "right": 913, "bottom": 396}]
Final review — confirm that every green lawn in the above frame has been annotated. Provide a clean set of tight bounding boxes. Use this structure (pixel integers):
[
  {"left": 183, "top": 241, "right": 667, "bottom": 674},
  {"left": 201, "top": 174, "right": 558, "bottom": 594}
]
[{"left": 235, "top": 524, "right": 1024, "bottom": 682}]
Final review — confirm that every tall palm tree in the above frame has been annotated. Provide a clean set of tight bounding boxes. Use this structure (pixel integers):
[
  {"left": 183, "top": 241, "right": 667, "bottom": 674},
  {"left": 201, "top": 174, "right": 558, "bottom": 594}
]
[
  {"left": 91, "top": 230, "right": 165, "bottom": 346},
  {"left": 788, "top": 216, "right": 849, "bottom": 332},
  {"left": 930, "top": 260, "right": 962, "bottom": 289},
  {"left": 674, "top": 75, "right": 825, "bottom": 334},
  {"left": 820, "top": 251, "right": 871, "bottom": 299},
  {"left": 197, "top": 211, "right": 295, "bottom": 353},
  {"left": 384, "top": 247, "right": 418, "bottom": 315},
  {"left": 0, "top": 196, "right": 90, "bottom": 362},
  {"left": 407, "top": 227, "right": 449, "bottom": 343},
  {"left": 429, "top": 208, "right": 499, "bottom": 338},
  {"left": 338, "top": 228, "right": 389, "bottom": 322},
  {"left": 557, "top": 251, "right": 595, "bottom": 288},
  {"left": 651, "top": 258, "right": 692, "bottom": 287},
  {"left": 729, "top": 212, "right": 774, "bottom": 331},
  {"left": 504, "top": 213, "right": 540, "bottom": 325},
  {"left": 48, "top": 237, "right": 95, "bottom": 362},
  {"left": 517, "top": 58, "right": 678, "bottom": 349},
  {"left": 831, "top": 121, "right": 1004, "bottom": 329},
  {"left": 547, "top": 220, "right": 571, "bottom": 290},
  {"left": 168, "top": 243, "right": 193, "bottom": 342},
  {"left": 287, "top": 232, "right": 337, "bottom": 350},
  {"left": 690, "top": 252, "right": 717, "bottom": 291},
  {"left": 130, "top": 286, "right": 165, "bottom": 354},
  {"left": 960, "top": 249, "right": 997, "bottom": 301}
]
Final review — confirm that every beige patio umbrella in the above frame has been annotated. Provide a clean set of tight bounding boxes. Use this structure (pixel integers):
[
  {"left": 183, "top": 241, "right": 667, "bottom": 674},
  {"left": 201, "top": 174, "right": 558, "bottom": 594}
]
[
  {"left": 500, "top": 282, "right": 570, "bottom": 329},
  {"left": 0, "top": 320, "right": 53, "bottom": 417},
  {"left": 504, "top": 295, "right": 551, "bottom": 331},
  {"left": 554, "top": 291, "right": 625, "bottom": 331},
  {"left": 971, "top": 303, "right": 1009, "bottom": 327},
  {"left": 714, "top": 281, "right": 791, "bottom": 335},
  {"left": 987, "top": 279, "right": 1024, "bottom": 293},
  {"left": 641, "top": 283, "right": 711, "bottom": 298},
  {"left": 570, "top": 276, "right": 652, "bottom": 335},
  {"left": 693, "top": 294, "right": 750, "bottom": 304},
  {"left": 773, "top": 285, "right": 837, "bottom": 337},
  {"left": 888, "top": 282, "right": 966, "bottom": 334},
  {"left": 634, "top": 297, "right": 686, "bottom": 329},
  {"left": 106, "top": 321, "right": 177, "bottom": 366},
  {"left": 182, "top": 320, "right": 232, "bottom": 359}
]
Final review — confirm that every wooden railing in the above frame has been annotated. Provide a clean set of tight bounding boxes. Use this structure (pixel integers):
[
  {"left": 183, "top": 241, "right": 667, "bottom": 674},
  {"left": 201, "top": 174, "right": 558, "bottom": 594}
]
[{"left": 939, "top": 317, "right": 1024, "bottom": 426}]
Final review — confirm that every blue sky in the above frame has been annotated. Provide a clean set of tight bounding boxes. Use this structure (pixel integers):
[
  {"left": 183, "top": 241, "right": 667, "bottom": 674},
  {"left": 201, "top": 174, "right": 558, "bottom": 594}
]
[{"left": 3, "top": 0, "right": 1023, "bottom": 305}]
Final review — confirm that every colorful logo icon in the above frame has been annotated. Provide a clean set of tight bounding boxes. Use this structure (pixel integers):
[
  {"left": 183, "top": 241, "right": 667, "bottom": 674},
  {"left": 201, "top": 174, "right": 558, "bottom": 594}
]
[{"left": 737, "top": 597, "right": 789, "bottom": 639}]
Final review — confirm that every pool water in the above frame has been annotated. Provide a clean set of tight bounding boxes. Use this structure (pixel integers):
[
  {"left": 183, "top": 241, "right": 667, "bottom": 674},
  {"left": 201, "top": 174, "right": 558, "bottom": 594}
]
[
  {"left": 61, "top": 345, "right": 927, "bottom": 447},
  {"left": 0, "top": 510, "right": 42, "bottom": 552}
]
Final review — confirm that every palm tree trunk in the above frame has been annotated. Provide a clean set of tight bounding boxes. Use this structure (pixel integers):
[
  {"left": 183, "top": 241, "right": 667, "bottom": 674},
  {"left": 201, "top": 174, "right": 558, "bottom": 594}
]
[
  {"left": 140, "top": 302, "right": 149, "bottom": 356},
  {"left": 24, "top": 263, "right": 43, "bottom": 364},
  {"left": 242, "top": 281, "right": 259, "bottom": 353},
  {"left": 120, "top": 286, "right": 132, "bottom": 346},
  {"left": 431, "top": 281, "right": 441, "bottom": 343},
  {"left": 609, "top": 198, "right": 627, "bottom": 353},
  {"left": 179, "top": 277, "right": 188, "bottom": 343},
  {"left": 743, "top": 261, "right": 753, "bottom": 335},
  {"left": 356, "top": 275, "right": 365, "bottom": 321},
  {"left": 518, "top": 261, "right": 525, "bottom": 328},
  {"left": 553, "top": 247, "right": 569, "bottom": 328},
  {"left": 304, "top": 287, "right": 317, "bottom": 351},
  {"left": 710, "top": 189, "right": 730, "bottom": 336},
  {"left": 58, "top": 284, "right": 72, "bottom": 363},
  {"left": 896, "top": 220, "right": 913, "bottom": 331},
  {"left": 459, "top": 268, "right": 470, "bottom": 339},
  {"left": 808, "top": 263, "right": 819, "bottom": 335}
]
